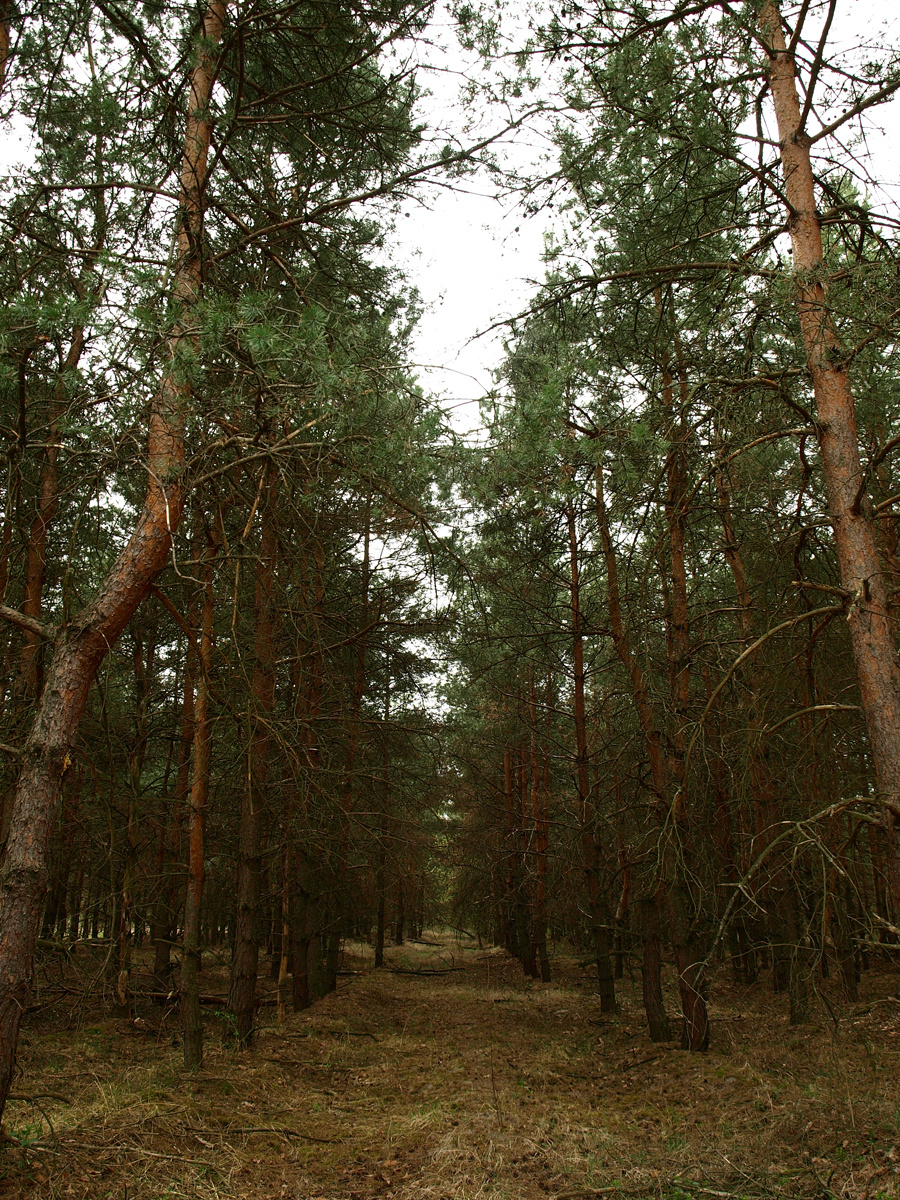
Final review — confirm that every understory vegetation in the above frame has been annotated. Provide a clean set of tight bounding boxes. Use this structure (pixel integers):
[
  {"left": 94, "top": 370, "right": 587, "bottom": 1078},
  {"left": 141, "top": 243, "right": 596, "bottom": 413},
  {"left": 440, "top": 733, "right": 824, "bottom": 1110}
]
[{"left": 4, "top": 935, "right": 900, "bottom": 1199}]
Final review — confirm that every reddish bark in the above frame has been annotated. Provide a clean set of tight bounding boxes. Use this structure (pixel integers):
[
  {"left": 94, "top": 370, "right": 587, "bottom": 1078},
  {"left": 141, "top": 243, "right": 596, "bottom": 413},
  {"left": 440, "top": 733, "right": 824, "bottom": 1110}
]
[
  {"left": 0, "top": 1, "right": 224, "bottom": 1122},
  {"left": 761, "top": 0, "right": 900, "bottom": 914},
  {"left": 595, "top": 463, "right": 671, "bottom": 1038}
]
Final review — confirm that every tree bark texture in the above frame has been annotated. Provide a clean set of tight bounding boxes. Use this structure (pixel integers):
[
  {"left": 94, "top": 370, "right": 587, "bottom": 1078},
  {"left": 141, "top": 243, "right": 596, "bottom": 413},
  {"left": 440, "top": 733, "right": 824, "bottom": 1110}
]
[
  {"left": 0, "top": 0, "right": 224, "bottom": 1122},
  {"left": 760, "top": 0, "right": 900, "bottom": 913}
]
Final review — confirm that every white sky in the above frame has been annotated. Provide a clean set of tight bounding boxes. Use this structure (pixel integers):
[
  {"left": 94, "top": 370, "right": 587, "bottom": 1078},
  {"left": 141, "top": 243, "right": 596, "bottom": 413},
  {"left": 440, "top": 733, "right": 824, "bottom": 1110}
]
[
  {"left": 395, "top": 186, "right": 548, "bottom": 439},
  {"left": 2, "top": 1, "right": 899, "bottom": 446},
  {"left": 393, "top": 0, "right": 900, "bottom": 437}
]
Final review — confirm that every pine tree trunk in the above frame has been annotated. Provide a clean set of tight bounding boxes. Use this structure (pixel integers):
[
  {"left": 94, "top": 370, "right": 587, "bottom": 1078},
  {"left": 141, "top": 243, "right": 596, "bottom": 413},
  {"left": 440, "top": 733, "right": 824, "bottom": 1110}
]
[
  {"left": 0, "top": 0, "right": 224, "bottom": 1122},
  {"left": 661, "top": 367, "right": 709, "bottom": 1052},
  {"left": 639, "top": 892, "right": 672, "bottom": 1042},
  {"left": 761, "top": 0, "right": 900, "bottom": 911},
  {"left": 229, "top": 471, "right": 277, "bottom": 1047},
  {"left": 596, "top": 463, "right": 673, "bottom": 1033},
  {"left": 182, "top": 528, "right": 217, "bottom": 1069},
  {"left": 566, "top": 497, "right": 616, "bottom": 1009},
  {"left": 152, "top": 649, "right": 194, "bottom": 998}
]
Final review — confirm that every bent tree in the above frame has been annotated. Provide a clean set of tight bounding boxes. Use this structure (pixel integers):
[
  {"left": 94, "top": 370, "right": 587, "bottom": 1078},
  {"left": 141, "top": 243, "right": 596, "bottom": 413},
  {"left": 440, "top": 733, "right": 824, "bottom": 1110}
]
[{"left": 0, "top": 0, "right": 225, "bottom": 1116}]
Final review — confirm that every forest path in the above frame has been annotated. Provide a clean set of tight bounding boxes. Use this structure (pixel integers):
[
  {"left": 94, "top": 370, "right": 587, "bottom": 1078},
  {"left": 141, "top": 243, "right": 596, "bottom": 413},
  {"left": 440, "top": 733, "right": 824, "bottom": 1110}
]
[{"left": 6, "top": 934, "right": 900, "bottom": 1199}]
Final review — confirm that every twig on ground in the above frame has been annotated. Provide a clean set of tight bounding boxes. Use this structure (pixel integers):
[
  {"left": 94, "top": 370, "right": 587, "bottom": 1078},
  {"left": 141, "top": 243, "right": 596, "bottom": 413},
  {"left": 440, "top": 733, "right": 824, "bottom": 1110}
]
[
  {"left": 387, "top": 966, "right": 464, "bottom": 976},
  {"left": 226, "top": 1126, "right": 341, "bottom": 1143},
  {"left": 39, "top": 1140, "right": 222, "bottom": 1170},
  {"left": 618, "top": 1054, "right": 663, "bottom": 1073}
]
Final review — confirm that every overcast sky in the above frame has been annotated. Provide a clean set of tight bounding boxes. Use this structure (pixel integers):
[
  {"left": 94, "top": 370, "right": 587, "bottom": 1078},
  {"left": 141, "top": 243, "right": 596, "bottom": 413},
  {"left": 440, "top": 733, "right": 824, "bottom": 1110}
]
[
  {"left": 2, "top": 1, "right": 899, "bottom": 445},
  {"left": 395, "top": 0, "right": 900, "bottom": 438}
]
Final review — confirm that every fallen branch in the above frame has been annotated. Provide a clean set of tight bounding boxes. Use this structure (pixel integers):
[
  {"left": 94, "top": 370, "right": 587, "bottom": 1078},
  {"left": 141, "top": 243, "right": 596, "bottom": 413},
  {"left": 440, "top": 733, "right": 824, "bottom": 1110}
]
[
  {"left": 226, "top": 1126, "right": 340, "bottom": 1143},
  {"left": 57, "top": 1142, "right": 220, "bottom": 1169},
  {"left": 873, "top": 913, "right": 900, "bottom": 937},
  {"left": 619, "top": 1054, "right": 663, "bottom": 1073},
  {"left": 387, "top": 966, "right": 465, "bottom": 976},
  {"left": 143, "top": 991, "right": 227, "bottom": 1006},
  {"left": 265, "top": 1058, "right": 352, "bottom": 1069}
]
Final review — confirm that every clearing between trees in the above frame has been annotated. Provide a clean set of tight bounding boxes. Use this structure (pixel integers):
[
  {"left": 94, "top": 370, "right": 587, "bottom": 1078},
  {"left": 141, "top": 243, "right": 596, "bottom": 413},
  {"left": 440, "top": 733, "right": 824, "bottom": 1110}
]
[{"left": 2, "top": 933, "right": 899, "bottom": 1200}]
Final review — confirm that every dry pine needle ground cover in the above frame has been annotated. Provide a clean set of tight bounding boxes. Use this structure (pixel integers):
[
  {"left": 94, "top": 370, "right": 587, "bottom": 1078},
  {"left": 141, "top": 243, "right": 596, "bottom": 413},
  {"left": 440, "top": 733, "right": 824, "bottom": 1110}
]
[{"left": 1, "top": 935, "right": 899, "bottom": 1200}]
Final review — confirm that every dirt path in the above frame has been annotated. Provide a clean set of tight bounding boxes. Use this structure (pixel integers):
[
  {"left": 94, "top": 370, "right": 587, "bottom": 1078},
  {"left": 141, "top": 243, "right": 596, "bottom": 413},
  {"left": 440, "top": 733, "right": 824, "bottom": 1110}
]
[{"left": 4, "top": 936, "right": 900, "bottom": 1198}]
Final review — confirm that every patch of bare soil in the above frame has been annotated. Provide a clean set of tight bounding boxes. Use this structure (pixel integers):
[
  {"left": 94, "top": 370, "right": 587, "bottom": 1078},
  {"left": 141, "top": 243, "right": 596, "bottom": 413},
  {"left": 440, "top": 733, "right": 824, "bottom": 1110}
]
[{"left": 1, "top": 936, "right": 899, "bottom": 1199}]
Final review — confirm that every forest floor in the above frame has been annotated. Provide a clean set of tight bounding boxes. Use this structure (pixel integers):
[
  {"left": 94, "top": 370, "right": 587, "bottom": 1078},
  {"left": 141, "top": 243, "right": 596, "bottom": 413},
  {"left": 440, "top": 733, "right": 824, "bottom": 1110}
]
[{"left": 1, "top": 935, "right": 899, "bottom": 1200}]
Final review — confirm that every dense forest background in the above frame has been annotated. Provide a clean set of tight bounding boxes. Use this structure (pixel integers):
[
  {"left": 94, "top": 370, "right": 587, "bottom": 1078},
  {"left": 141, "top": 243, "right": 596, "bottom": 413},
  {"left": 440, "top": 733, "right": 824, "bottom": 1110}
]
[{"left": 1, "top": 0, "right": 900, "bottom": 1139}]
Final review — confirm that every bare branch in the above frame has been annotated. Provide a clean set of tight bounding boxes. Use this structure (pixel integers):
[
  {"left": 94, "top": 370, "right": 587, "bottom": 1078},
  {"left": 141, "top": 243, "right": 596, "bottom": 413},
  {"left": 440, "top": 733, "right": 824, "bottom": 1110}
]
[{"left": 0, "top": 605, "right": 57, "bottom": 641}]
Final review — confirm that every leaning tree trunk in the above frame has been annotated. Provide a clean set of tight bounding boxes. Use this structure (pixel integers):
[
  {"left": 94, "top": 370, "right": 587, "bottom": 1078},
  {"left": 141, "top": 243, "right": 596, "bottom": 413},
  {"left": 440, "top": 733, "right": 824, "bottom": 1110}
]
[
  {"left": 760, "top": 0, "right": 900, "bottom": 913},
  {"left": 0, "top": 0, "right": 224, "bottom": 1124}
]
